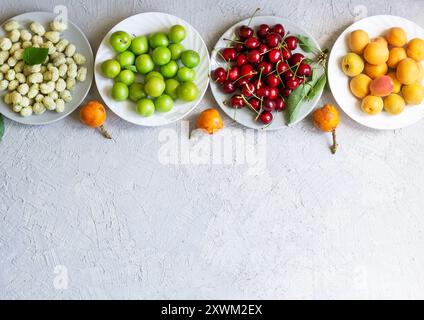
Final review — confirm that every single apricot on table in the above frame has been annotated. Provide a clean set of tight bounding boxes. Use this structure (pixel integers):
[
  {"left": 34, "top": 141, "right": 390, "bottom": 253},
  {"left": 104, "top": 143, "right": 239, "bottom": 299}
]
[
  {"left": 407, "top": 38, "right": 424, "bottom": 61},
  {"left": 387, "top": 47, "right": 407, "bottom": 69},
  {"left": 383, "top": 94, "right": 406, "bottom": 115},
  {"left": 402, "top": 83, "right": 424, "bottom": 105},
  {"left": 396, "top": 58, "right": 420, "bottom": 85},
  {"left": 196, "top": 108, "right": 224, "bottom": 134},
  {"left": 312, "top": 104, "right": 340, "bottom": 154},
  {"left": 361, "top": 95, "right": 384, "bottom": 115},
  {"left": 350, "top": 74, "right": 372, "bottom": 98},
  {"left": 348, "top": 30, "right": 370, "bottom": 55},
  {"left": 363, "top": 42, "right": 389, "bottom": 65},
  {"left": 365, "top": 62, "right": 388, "bottom": 79},
  {"left": 80, "top": 100, "right": 112, "bottom": 139},
  {"left": 386, "top": 27, "right": 408, "bottom": 47}
]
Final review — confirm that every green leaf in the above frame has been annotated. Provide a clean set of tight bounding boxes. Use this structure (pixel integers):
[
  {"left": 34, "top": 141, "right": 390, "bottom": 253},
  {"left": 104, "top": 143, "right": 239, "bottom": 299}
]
[
  {"left": 296, "top": 34, "right": 318, "bottom": 53},
  {"left": 0, "top": 114, "right": 4, "bottom": 142},
  {"left": 286, "top": 82, "right": 313, "bottom": 125},
  {"left": 23, "top": 47, "right": 49, "bottom": 65},
  {"left": 124, "top": 65, "right": 137, "bottom": 72},
  {"left": 307, "top": 73, "right": 327, "bottom": 101}
]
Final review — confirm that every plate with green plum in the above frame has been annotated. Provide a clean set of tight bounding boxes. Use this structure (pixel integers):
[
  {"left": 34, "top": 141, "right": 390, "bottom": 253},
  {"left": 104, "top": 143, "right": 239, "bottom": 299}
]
[{"left": 95, "top": 12, "right": 210, "bottom": 126}]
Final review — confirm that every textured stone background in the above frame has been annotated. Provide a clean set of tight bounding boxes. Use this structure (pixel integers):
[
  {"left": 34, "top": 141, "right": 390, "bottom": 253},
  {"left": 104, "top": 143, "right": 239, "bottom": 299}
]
[{"left": 1, "top": 0, "right": 424, "bottom": 299}]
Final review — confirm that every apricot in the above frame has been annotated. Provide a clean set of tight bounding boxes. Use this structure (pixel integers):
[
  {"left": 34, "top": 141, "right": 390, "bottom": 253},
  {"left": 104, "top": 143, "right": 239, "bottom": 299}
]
[
  {"left": 396, "top": 58, "right": 420, "bottom": 85},
  {"left": 348, "top": 30, "right": 370, "bottom": 55},
  {"left": 386, "top": 27, "right": 407, "bottom": 47},
  {"left": 196, "top": 108, "right": 224, "bottom": 134},
  {"left": 361, "top": 95, "right": 384, "bottom": 115},
  {"left": 387, "top": 47, "right": 407, "bottom": 69},
  {"left": 406, "top": 38, "right": 424, "bottom": 61},
  {"left": 370, "top": 75, "right": 394, "bottom": 97},
  {"left": 388, "top": 72, "right": 402, "bottom": 94},
  {"left": 364, "top": 42, "right": 389, "bottom": 65},
  {"left": 313, "top": 104, "right": 340, "bottom": 154},
  {"left": 383, "top": 94, "right": 405, "bottom": 115},
  {"left": 372, "top": 37, "right": 388, "bottom": 47},
  {"left": 350, "top": 74, "right": 372, "bottom": 98},
  {"left": 402, "top": 83, "right": 424, "bottom": 105},
  {"left": 365, "top": 63, "right": 388, "bottom": 79},
  {"left": 341, "top": 53, "right": 364, "bottom": 77}
]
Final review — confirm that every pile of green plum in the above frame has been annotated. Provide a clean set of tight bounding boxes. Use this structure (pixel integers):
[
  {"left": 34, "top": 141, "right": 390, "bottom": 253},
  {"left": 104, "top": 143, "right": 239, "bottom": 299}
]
[{"left": 101, "top": 25, "right": 201, "bottom": 117}]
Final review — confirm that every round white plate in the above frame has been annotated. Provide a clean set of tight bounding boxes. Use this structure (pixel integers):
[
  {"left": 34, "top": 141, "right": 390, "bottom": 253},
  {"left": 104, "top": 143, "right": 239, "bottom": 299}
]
[
  {"left": 328, "top": 15, "right": 424, "bottom": 130},
  {"left": 210, "top": 16, "right": 324, "bottom": 130},
  {"left": 95, "top": 12, "right": 210, "bottom": 127},
  {"left": 0, "top": 11, "right": 94, "bottom": 125}
]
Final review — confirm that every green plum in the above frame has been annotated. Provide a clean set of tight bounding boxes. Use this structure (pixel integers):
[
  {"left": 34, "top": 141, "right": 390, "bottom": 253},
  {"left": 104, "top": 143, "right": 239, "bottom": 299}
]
[
  {"left": 130, "top": 35, "right": 149, "bottom": 55},
  {"left": 160, "top": 61, "right": 179, "bottom": 78},
  {"left": 152, "top": 47, "right": 171, "bottom": 66},
  {"left": 165, "top": 79, "right": 180, "bottom": 99},
  {"left": 149, "top": 32, "right": 169, "bottom": 48},
  {"left": 116, "top": 70, "right": 135, "bottom": 86},
  {"left": 116, "top": 51, "right": 135, "bottom": 67},
  {"left": 177, "top": 66, "right": 195, "bottom": 82},
  {"left": 168, "top": 25, "right": 186, "bottom": 43},
  {"left": 129, "top": 82, "right": 146, "bottom": 102},
  {"left": 155, "top": 94, "right": 174, "bottom": 113},
  {"left": 135, "top": 54, "right": 154, "bottom": 74},
  {"left": 112, "top": 82, "right": 129, "bottom": 101},
  {"left": 145, "top": 71, "right": 164, "bottom": 82},
  {"left": 144, "top": 77, "right": 166, "bottom": 97},
  {"left": 177, "top": 82, "right": 198, "bottom": 101},
  {"left": 168, "top": 43, "right": 185, "bottom": 60},
  {"left": 136, "top": 98, "right": 155, "bottom": 117},
  {"left": 109, "top": 31, "right": 132, "bottom": 53},
  {"left": 101, "top": 59, "right": 121, "bottom": 79},
  {"left": 181, "top": 50, "right": 200, "bottom": 68}
]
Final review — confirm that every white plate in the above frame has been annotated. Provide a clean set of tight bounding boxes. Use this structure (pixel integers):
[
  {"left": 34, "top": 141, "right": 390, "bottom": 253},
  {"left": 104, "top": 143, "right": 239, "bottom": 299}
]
[
  {"left": 328, "top": 15, "right": 424, "bottom": 130},
  {"left": 210, "top": 16, "right": 324, "bottom": 130},
  {"left": 95, "top": 12, "right": 210, "bottom": 127},
  {"left": 0, "top": 11, "right": 94, "bottom": 125}
]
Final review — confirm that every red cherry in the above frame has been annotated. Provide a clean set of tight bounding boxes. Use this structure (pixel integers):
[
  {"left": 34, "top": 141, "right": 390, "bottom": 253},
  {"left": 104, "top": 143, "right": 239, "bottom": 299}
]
[
  {"left": 238, "top": 25, "right": 254, "bottom": 40},
  {"left": 234, "top": 43, "right": 245, "bottom": 53},
  {"left": 236, "top": 77, "right": 249, "bottom": 88},
  {"left": 298, "top": 78, "right": 305, "bottom": 85},
  {"left": 268, "top": 87, "right": 279, "bottom": 100},
  {"left": 257, "top": 24, "right": 270, "bottom": 38},
  {"left": 271, "top": 24, "right": 285, "bottom": 37},
  {"left": 245, "top": 37, "right": 260, "bottom": 49},
  {"left": 258, "top": 43, "right": 269, "bottom": 55},
  {"left": 227, "top": 66, "right": 239, "bottom": 82},
  {"left": 281, "top": 48, "right": 292, "bottom": 60},
  {"left": 268, "top": 49, "right": 282, "bottom": 64},
  {"left": 266, "top": 74, "right": 280, "bottom": 87},
  {"left": 290, "top": 53, "right": 305, "bottom": 66},
  {"left": 212, "top": 67, "right": 226, "bottom": 83},
  {"left": 282, "top": 70, "right": 294, "bottom": 81},
  {"left": 249, "top": 98, "right": 261, "bottom": 111},
  {"left": 276, "top": 62, "right": 290, "bottom": 75},
  {"left": 274, "top": 98, "right": 286, "bottom": 112},
  {"left": 285, "top": 77, "right": 300, "bottom": 90},
  {"left": 256, "top": 87, "right": 270, "bottom": 98},
  {"left": 297, "top": 63, "right": 312, "bottom": 77},
  {"left": 241, "top": 82, "right": 256, "bottom": 98},
  {"left": 266, "top": 33, "right": 282, "bottom": 48},
  {"left": 259, "top": 111, "right": 273, "bottom": 124},
  {"left": 280, "top": 88, "right": 292, "bottom": 98},
  {"left": 230, "top": 95, "right": 245, "bottom": 108},
  {"left": 221, "top": 48, "right": 237, "bottom": 61},
  {"left": 258, "top": 61, "right": 272, "bottom": 75},
  {"left": 263, "top": 99, "right": 276, "bottom": 111},
  {"left": 222, "top": 80, "right": 236, "bottom": 94},
  {"left": 251, "top": 78, "right": 264, "bottom": 90},
  {"left": 247, "top": 50, "right": 261, "bottom": 64},
  {"left": 240, "top": 64, "right": 256, "bottom": 79},
  {"left": 285, "top": 36, "right": 299, "bottom": 50},
  {"left": 236, "top": 53, "right": 247, "bottom": 67}
]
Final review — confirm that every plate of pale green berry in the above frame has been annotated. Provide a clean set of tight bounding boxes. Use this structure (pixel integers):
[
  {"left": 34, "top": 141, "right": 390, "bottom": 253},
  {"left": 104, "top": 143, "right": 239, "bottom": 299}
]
[{"left": 95, "top": 12, "right": 210, "bottom": 126}]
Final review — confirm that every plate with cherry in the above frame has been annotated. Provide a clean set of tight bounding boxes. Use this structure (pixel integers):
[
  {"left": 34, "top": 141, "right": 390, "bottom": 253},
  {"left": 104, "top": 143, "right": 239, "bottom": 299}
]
[{"left": 210, "top": 15, "right": 325, "bottom": 130}]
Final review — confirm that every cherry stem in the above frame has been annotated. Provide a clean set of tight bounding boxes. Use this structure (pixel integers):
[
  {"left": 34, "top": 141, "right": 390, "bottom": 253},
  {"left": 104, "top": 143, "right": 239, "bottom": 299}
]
[
  {"left": 223, "top": 38, "right": 244, "bottom": 44},
  {"left": 247, "top": 8, "right": 261, "bottom": 26},
  {"left": 98, "top": 125, "right": 113, "bottom": 140},
  {"left": 331, "top": 129, "right": 338, "bottom": 154}
]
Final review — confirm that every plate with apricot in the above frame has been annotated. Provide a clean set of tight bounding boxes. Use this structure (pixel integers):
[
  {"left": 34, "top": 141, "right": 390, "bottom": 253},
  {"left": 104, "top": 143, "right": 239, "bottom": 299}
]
[{"left": 328, "top": 15, "right": 424, "bottom": 130}]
